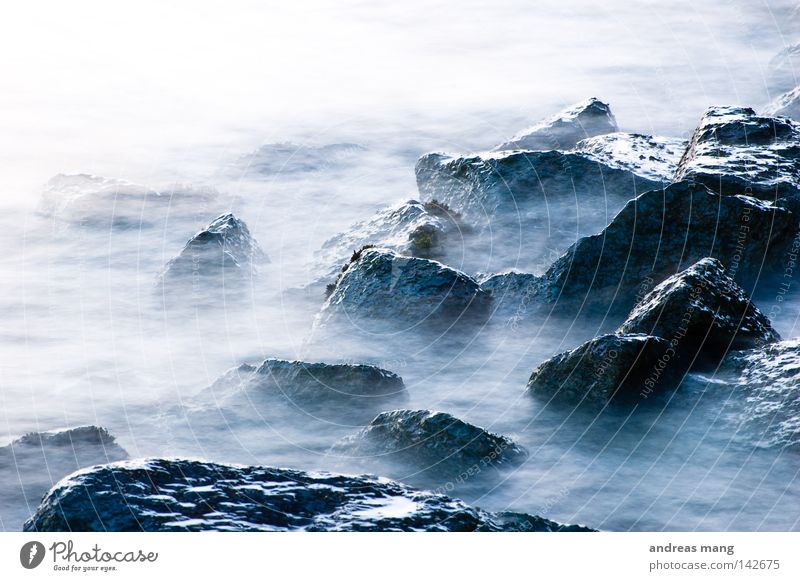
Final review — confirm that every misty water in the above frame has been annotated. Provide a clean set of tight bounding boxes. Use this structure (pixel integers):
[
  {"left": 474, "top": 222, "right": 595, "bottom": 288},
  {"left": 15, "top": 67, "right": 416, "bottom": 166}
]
[{"left": 2, "top": 0, "right": 800, "bottom": 531}]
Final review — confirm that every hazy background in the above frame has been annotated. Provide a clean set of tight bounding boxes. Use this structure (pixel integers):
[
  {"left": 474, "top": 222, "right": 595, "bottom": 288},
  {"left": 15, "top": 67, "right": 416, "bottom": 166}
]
[{"left": 1, "top": 0, "right": 799, "bottom": 531}]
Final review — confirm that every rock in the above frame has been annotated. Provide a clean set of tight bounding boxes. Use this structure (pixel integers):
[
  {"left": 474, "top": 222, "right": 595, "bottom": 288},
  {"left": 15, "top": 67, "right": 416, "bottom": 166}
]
[
  {"left": 764, "top": 85, "right": 800, "bottom": 120},
  {"left": 526, "top": 334, "right": 682, "bottom": 404},
  {"left": 156, "top": 213, "right": 267, "bottom": 295},
  {"left": 529, "top": 181, "right": 798, "bottom": 319},
  {"left": 722, "top": 339, "right": 800, "bottom": 450},
  {"left": 575, "top": 132, "right": 688, "bottom": 182},
  {"left": 415, "top": 148, "right": 665, "bottom": 272},
  {"left": 620, "top": 258, "right": 780, "bottom": 367},
  {"left": 316, "top": 248, "right": 490, "bottom": 333},
  {"left": 331, "top": 410, "right": 527, "bottom": 479},
  {"left": 0, "top": 426, "right": 128, "bottom": 530},
  {"left": 494, "top": 98, "right": 618, "bottom": 151},
  {"left": 39, "top": 173, "right": 223, "bottom": 228},
  {"left": 673, "top": 106, "right": 800, "bottom": 202},
  {"left": 202, "top": 358, "right": 405, "bottom": 410},
  {"left": 24, "top": 458, "right": 594, "bottom": 532},
  {"left": 313, "top": 200, "right": 468, "bottom": 283},
  {"left": 479, "top": 271, "right": 540, "bottom": 321},
  {"left": 233, "top": 142, "right": 366, "bottom": 176}
]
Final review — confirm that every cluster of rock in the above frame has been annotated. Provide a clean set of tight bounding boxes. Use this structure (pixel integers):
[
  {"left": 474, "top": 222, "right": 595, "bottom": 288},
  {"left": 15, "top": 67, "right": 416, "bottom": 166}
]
[
  {"left": 24, "top": 458, "right": 592, "bottom": 532},
  {"left": 526, "top": 258, "right": 780, "bottom": 404}
]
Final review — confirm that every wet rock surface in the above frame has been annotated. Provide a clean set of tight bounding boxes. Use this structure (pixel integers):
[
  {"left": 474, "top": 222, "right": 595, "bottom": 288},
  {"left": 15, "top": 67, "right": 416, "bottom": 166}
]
[
  {"left": 529, "top": 181, "right": 798, "bottom": 319},
  {"left": 526, "top": 334, "right": 683, "bottom": 404},
  {"left": 674, "top": 106, "right": 800, "bottom": 202},
  {"left": 316, "top": 248, "right": 490, "bottom": 333},
  {"left": 575, "top": 132, "right": 687, "bottom": 182},
  {"left": 331, "top": 409, "right": 527, "bottom": 479},
  {"left": 620, "top": 257, "right": 780, "bottom": 366},
  {"left": 494, "top": 98, "right": 618, "bottom": 151},
  {"left": 24, "top": 458, "right": 594, "bottom": 532},
  {"left": 157, "top": 213, "right": 267, "bottom": 295},
  {"left": 722, "top": 339, "right": 800, "bottom": 450}
]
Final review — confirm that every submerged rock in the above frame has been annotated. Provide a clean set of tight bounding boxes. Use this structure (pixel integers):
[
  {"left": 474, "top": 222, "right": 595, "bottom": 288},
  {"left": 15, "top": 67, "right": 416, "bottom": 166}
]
[
  {"left": 39, "top": 173, "right": 223, "bottom": 228},
  {"left": 156, "top": 213, "right": 267, "bottom": 295},
  {"left": 203, "top": 358, "right": 405, "bottom": 408},
  {"left": 313, "top": 200, "right": 468, "bottom": 282},
  {"left": 316, "top": 248, "right": 490, "bottom": 333},
  {"left": 530, "top": 181, "right": 797, "bottom": 319},
  {"left": 526, "top": 334, "right": 686, "bottom": 404},
  {"left": 494, "top": 98, "right": 618, "bottom": 151},
  {"left": 674, "top": 106, "right": 800, "bottom": 202},
  {"left": 331, "top": 410, "right": 527, "bottom": 479},
  {"left": 24, "top": 458, "right": 594, "bottom": 532},
  {"left": 764, "top": 85, "right": 800, "bottom": 120},
  {"left": 0, "top": 426, "right": 128, "bottom": 530},
  {"left": 722, "top": 339, "right": 800, "bottom": 450},
  {"left": 620, "top": 258, "right": 780, "bottom": 366},
  {"left": 575, "top": 132, "right": 687, "bottom": 182}
]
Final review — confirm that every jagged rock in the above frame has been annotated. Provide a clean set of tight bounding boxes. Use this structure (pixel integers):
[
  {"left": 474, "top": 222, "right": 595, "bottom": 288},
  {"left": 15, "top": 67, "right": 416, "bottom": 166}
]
[
  {"left": 157, "top": 213, "right": 267, "bottom": 294},
  {"left": 234, "top": 142, "right": 366, "bottom": 175},
  {"left": 764, "top": 85, "right": 800, "bottom": 120},
  {"left": 24, "top": 458, "right": 594, "bottom": 532},
  {"left": 200, "top": 358, "right": 405, "bottom": 411},
  {"left": 331, "top": 410, "right": 527, "bottom": 479},
  {"left": 620, "top": 258, "right": 779, "bottom": 366},
  {"left": 0, "top": 426, "right": 128, "bottom": 530},
  {"left": 316, "top": 248, "right": 490, "bottom": 333},
  {"left": 575, "top": 133, "right": 687, "bottom": 182},
  {"left": 722, "top": 339, "right": 800, "bottom": 450},
  {"left": 39, "top": 173, "right": 223, "bottom": 228},
  {"left": 313, "top": 200, "right": 467, "bottom": 282},
  {"left": 415, "top": 148, "right": 665, "bottom": 272},
  {"left": 674, "top": 106, "right": 800, "bottom": 202},
  {"left": 526, "top": 334, "right": 682, "bottom": 404},
  {"left": 528, "top": 181, "right": 797, "bottom": 319},
  {"left": 494, "top": 98, "right": 618, "bottom": 151}
]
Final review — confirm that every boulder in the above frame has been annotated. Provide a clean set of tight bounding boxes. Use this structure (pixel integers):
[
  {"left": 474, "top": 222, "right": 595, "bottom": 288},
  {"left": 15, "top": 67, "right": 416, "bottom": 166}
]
[
  {"left": 331, "top": 409, "right": 527, "bottom": 479},
  {"left": 203, "top": 358, "right": 405, "bottom": 408},
  {"left": 0, "top": 426, "right": 128, "bottom": 530},
  {"left": 529, "top": 181, "right": 798, "bottom": 319},
  {"left": 415, "top": 148, "right": 665, "bottom": 273},
  {"left": 479, "top": 271, "right": 540, "bottom": 321},
  {"left": 619, "top": 258, "right": 780, "bottom": 366},
  {"left": 722, "top": 339, "right": 800, "bottom": 450},
  {"left": 156, "top": 213, "right": 267, "bottom": 295},
  {"left": 575, "top": 132, "right": 688, "bottom": 182},
  {"left": 526, "top": 334, "right": 685, "bottom": 404},
  {"left": 316, "top": 248, "right": 490, "bottom": 333},
  {"left": 313, "top": 200, "right": 468, "bottom": 283},
  {"left": 673, "top": 106, "right": 800, "bottom": 202},
  {"left": 493, "top": 98, "right": 618, "bottom": 151},
  {"left": 764, "top": 85, "right": 800, "bottom": 120},
  {"left": 24, "top": 458, "right": 594, "bottom": 532},
  {"left": 39, "top": 173, "right": 223, "bottom": 229}
]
